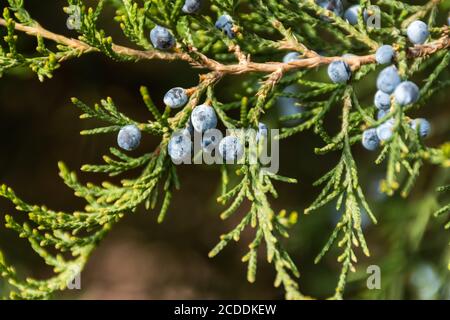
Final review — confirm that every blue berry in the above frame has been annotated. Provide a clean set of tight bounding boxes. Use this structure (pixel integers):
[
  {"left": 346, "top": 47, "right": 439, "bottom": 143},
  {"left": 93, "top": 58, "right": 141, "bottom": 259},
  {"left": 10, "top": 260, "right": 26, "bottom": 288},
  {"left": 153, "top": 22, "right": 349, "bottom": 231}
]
[
  {"left": 327, "top": 60, "right": 351, "bottom": 83},
  {"left": 394, "top": 81, "right": 420, "bottom": 106},
  {"left": 201, "top": 129, "right": 221, "bottom": 152},
  {"left": 283, "top": 52, "right": 301, "bottom": 63},
  {"left": 256, "top": 122, "right": 268, "bottom": 141},
  {"left": 191, "top": 104, "right": 218, "bottom": 133},
  {"left": 219, "top": 136, "right": 244, "bottom": 162},
  {"left": 375, "top": 45, "right": 395, "bottom": 64},
  {"left": 215, "top": 15, "right": 235, "bottom": 39},
  {"left": 117, "top": 125, "right": 141, "bottom": 151},
  {"left": 362, "top": 128, "right": 380, "bottom": 151},
  {"left": 182, "top": 0, "right": 201, "bottom": 14},
  {"left": 215, "top": 14, "right": 232, "bottom": 29},
  {"left": 407, "top": 20, "right": 429, "bottom": 45},
  {"left": 374, "top": 90, "right": 391, "bottom": 110},
  {"left": 344, "top": 5, "right": 368, "bottom": 25},
  {"left": 150, "top": 25, "right": 175, "bottom": 50},
  {"left": 376, "top": 65, "right": 401, "bottom": 94},
  {"left": 164, "top": 87, "right": 188, "bottom": 109},
  {"left": 376, "top": 120, "right": 394, "bottom": 141},
  {"left": 168, "top": 133, "right": 192, "bottom": 162},
  {"left": 377, "top": 109, "right": 388, "bottom": 120},
  {"left": 410, "top": 118, "right": 431, "bottom": 138},
  {"left": 316, "top": 0, "right": 344, "bottom": 17}
]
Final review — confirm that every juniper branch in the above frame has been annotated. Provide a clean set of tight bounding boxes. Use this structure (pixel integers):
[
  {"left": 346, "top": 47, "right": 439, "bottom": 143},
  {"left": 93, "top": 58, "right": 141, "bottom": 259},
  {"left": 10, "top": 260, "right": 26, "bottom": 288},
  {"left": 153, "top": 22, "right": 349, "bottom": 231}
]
[
  {"left": 0, "top": 19, "right": 448, "bottom": 76},
  {"left": 0, "top": 0, "right": 449, "bottom": 301}
]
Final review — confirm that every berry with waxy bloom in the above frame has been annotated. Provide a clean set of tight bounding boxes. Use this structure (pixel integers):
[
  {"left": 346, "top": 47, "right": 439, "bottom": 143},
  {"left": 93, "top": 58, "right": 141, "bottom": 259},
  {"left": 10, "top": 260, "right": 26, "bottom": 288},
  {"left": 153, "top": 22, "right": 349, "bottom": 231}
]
[
  {"left": 182, "top": 0, "right": 201, "bottom": 14},
  {"left": 362, "top": 128, "right": 380, "bottom": 151},
  {"left": 164, "top": 87, "right": 188, "bottom": 109},
  {"left": 168, "top": 133, "right": 192, "bottom": 162},
  {"left": 191, "top": 104, "right": 218, "bottom": 133},
  {"left": 394, "top": 81, "right": 420, "bottom": 106},
  {"left": 376, "top": 119, "right": 395, "bottom": 141},
  {"left": 344, "top": 5, "right": 368, "bottom": 25},
  {"left": 376, "top": 65, "right": 401, "bottom": 94},
  {"left": 410, "top": 118, "right": 431, "bottom": 138},
  {"left": 215, "top": 15, "right": 235, "bottom": 39},
  {"left": 375, "top": 45, "right": 395, "bottom": 65},
  {"left": 327, "top": 60, "right": 351, "bottom": 83},
  {"left": 374, "top": 90, "right": 391, "bottom": 110},
  {"left": 117, "top": 125, "right": 141, "bottom": 151},
  {"left": 150, "top": 25, "right": 175, "bottom": 50},
  {"left": 407, "top": 20, "right": 429, "bottom": 45}
]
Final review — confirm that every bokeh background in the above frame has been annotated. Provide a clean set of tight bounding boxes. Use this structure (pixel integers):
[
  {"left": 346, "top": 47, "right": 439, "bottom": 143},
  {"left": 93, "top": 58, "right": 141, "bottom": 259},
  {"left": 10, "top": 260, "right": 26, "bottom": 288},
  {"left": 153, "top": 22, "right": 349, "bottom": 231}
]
[{"left": 0, "top": 0, "right": 449, "bottom": 299}]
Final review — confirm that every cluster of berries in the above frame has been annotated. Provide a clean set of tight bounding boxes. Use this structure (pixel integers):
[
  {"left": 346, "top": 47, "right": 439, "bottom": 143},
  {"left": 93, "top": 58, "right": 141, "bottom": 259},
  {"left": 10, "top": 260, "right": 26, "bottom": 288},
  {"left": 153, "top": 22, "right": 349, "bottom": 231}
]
[
  {"left": 361, "top": 20, "right": 431, "bottom": 151},
  {"left": 316, "top": 1, "right": 370, "bottom": 25},
  {"left": 167, "top": 101, "right": 268, "bottom": 163},
  {"left": 164, "top": 90, "right": 222, "bottom": 162},
  {"left": 121, "top": 3, "right": 437, "bottom": 156},
  {"left": 167, "top": 99, "right": 268, "bottom": 163},
  {"left": 149, "top": 0, "right": 236, "bottom": 51},
  {"left": 214, "top": 15, "right": 235, "bottom": 39},
  {"left": 116, "top": 85, "right": 267, "bottom": 165}
]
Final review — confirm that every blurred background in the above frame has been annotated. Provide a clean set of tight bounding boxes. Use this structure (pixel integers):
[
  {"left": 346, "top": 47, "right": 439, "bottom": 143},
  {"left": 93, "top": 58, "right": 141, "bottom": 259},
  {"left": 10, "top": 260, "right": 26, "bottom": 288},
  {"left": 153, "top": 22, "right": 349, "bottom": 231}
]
[{"left": 0, "top": 1, "right": 449, "bottom": 299}]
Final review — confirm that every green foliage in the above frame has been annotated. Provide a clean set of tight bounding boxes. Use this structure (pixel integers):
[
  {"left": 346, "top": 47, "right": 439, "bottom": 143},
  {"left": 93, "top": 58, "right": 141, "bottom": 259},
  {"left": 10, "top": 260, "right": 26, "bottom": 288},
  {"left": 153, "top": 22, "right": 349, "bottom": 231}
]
[
  {"left": 209, "top": 165, "right": 301, "bottom": 299},
  {"left": 0, "top": 0, "right": 449, "bottom": 299},
  {"left": 304, "top": 88, "right": 377, "bottom": 299}
]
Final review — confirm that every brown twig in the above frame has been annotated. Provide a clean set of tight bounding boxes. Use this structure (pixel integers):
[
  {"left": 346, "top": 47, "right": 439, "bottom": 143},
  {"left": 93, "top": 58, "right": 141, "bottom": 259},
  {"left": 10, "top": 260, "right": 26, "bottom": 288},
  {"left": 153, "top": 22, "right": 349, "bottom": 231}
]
[
  {"left": 408, "top": 28, "right": 449, "bottom": 57},
  {"left": 0, "top": 18, "right": 448, "bottom": 76}
]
